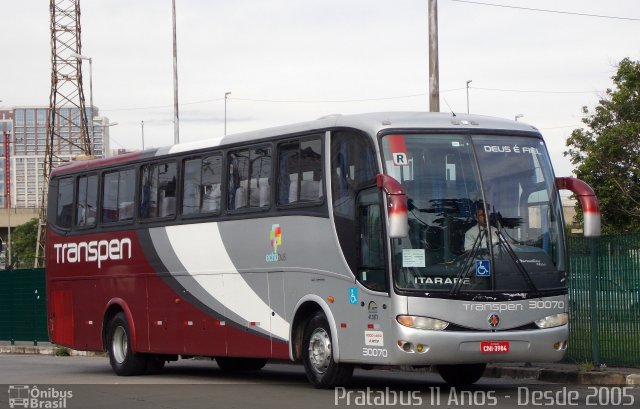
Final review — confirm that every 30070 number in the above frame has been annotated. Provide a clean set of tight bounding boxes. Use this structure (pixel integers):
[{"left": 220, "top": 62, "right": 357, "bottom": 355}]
[{"left": 528, "top": 300, "right": 565, "bottom": 310}]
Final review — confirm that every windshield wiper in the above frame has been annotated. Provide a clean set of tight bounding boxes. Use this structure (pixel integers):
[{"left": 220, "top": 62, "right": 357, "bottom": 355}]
[
  {"left": 450, "top": 220, "right": 542, "bottom": 297},
  {"left": 494, "top": 220, "right": 541, "bottom": 297},
  {"left": 449, "top": 228, "right": 485, "bottom": 296}
]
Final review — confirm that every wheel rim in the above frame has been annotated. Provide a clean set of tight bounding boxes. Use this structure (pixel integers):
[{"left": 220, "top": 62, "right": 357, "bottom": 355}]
[
  {"left": 308, "top": 327, "right": 331, "bottom": 374},
  {"left": 112, "top": 325, "right": 128, "bottom": 364}
]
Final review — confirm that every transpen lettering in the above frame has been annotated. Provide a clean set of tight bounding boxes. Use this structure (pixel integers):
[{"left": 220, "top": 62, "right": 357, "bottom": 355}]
[{"left": 53, "top": 238, "right": 132, "bottom": 269}]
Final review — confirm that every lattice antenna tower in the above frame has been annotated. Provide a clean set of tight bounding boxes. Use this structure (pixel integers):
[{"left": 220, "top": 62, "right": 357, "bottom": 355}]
[{"left": 35, "top": 0, "right": 92, "bottom": 267}]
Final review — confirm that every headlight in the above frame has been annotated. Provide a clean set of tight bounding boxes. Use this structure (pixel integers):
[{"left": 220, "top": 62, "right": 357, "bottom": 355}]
[
  {"left": 397, "top": 315, "right": 449, "bottom": 330},
  {"left": 535, "top": 313, "right": 568, "bottom": 329}
]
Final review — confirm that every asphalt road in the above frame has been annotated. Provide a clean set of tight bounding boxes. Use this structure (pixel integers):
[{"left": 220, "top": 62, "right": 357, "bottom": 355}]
[{"left": 0, "top": 355, "right": 637, "bottom": 409}]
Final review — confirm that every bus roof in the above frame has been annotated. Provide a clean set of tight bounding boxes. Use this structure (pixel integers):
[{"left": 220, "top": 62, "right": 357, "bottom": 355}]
[{"left": 51, "top": 112, "right": 540, "bottom": 176}]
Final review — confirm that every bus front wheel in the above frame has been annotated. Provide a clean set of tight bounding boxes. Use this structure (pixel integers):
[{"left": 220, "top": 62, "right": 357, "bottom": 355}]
[
  {"left": 107, "top": 312, "right": 148, "bottom": 376},
  {"left": 302, "top": 312, "right": 353, "bottom": 388},
  {"left": 436, "top": 363, "right": 486, "bottom": 386}
]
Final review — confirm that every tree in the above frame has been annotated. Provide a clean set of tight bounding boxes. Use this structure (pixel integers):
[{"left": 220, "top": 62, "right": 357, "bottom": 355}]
[
  {"left": 564, "top": 58, "right": 640, "bottom": 234},
  {"left": 9, "top": 217, "right": 39, "bottom": 269}
]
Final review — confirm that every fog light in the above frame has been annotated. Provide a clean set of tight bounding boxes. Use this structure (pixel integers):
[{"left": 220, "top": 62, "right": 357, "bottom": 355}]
[
  {"left": 416, "top": 344, "right": 429, "bottom": 353},
  {"left": 553, "top": 340, "right": 568, "bottom": 351},
  {"left": 397, "top": 340, "right": 414, "bottom": 353}
]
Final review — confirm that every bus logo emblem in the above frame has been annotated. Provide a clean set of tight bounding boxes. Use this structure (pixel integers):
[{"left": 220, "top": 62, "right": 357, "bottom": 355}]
[
  {"left": 266, "top": 224, "right": 286, "bottom": 263},
  {"left": 488, "top": 314, "right": 500, "bottom": 328},
  {"left": 270, "top": 224, "right": 282, "bottom": 253}
]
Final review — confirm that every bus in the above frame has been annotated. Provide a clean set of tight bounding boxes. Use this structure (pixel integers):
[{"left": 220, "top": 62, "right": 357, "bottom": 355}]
[{"left": 46, "top": 112, "right": 600, "bottom": 387}]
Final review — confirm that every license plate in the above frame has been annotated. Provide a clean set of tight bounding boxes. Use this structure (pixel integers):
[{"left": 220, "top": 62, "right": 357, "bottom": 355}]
[{"left": 480, "top": 341, "right": 510, "bottom": 353}]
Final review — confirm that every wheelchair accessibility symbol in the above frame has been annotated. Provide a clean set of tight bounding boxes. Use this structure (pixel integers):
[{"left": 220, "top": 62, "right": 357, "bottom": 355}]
[
  {"left": 475, "top": 260, "right": 491, "bottom": 277},
  {"left": 349, "top": 288, "right": 358, "bottom": 305}
]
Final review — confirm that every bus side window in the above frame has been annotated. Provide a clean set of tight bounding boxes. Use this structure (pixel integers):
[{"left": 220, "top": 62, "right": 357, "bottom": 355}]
[
  {"left": 76, "top": 175, "right": 98, "bottom": 227},
  {"left": 228, "top": 149, "right": 249, "bottom": 210},
  {"left": 183, "top": 153, "right": 222, "bottom": 215},
  {"left": 56, "top": 176, "right": 74, "bottom": 229},
  {"left": 183, "top": 158, "right": 202, "bottom": 215},
  {"left": 140, "top": 162, "right": 177, "bottom": 219},
  {"left": 118, "top": 169, "right": 136, "bottom": 221},
  {"left": 228, "top": 146, "right": 271, "bottom": 211},
  {"left": 249, "top": 146, "right": 272, "bottom": 208},
  {"left": 201, "top": 154, "right": 222, "bottom": 213},
  {"left": 102, "top": 169, "right": 135, "bottom": 224},
  {"left": 278, "top": 141, "right": 297, "bottom": 205},
  {"left": 102, "top": 172, "right": 119, "bottom": 223},
  {"left": 277, "top": 136, "right": 323, "bottom": 206}
]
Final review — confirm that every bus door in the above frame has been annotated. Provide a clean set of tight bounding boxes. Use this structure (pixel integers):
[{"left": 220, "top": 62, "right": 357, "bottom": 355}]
[
  {"left": 354, "top": 188, "right": 392, "bottom": 362},
  {"left": 330, "top": 131, "right": 391, "bottom": 362}
]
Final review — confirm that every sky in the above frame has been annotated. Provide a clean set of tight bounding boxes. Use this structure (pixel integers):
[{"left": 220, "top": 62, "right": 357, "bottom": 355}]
[{"left": 1, "top": 0, "right": 640, "bottom": 179}]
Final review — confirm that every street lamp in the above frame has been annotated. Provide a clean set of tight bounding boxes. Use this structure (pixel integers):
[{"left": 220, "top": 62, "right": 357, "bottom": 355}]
[
  {"left": 515, "top": 114, "right": 524, "bottom": 121},
  {"left": 466, "top": 80, "right": 472, "bottom": 114},
  {"left": 224, "top": 92, "right": 231, "bottom": 136},
  {"left": 69, "top": 52, "right": 94, "bottom": 147}
]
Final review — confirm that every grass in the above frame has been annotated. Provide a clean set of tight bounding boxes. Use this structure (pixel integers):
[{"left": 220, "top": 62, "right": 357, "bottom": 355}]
[{"left": 54, "top": 346, "right": 71, "bottom": 356}]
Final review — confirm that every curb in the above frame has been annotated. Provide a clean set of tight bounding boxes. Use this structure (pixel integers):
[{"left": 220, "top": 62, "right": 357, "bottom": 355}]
[
  {"left": 0, "top": 345, "right": 106, "bottom": 357},
  {"left": 487, "top": 365, "right": 640, "bottom": 386}
]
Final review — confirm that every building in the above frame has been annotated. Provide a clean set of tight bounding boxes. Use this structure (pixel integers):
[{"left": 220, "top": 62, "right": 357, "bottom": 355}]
[
  {"left": 0, "top": 113, "right": 11, "bottom": 209},
  {"left": 0, "top": 106, "right": 109, "bottom": 209}
]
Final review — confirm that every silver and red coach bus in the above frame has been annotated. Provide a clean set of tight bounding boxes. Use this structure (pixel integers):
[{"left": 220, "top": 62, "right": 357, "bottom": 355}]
[{"left": 46, "top": 112, "right": 600, "bottom": 387}]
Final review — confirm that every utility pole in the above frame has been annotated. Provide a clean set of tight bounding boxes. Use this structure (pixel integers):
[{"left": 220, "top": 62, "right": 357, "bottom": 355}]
[
  {"left": 172, "top": 0, "right": 180, "bottom": 144},
  {"left": 466, "top": 80, "right": 472, "bottom": 114},
  {"left": 428, "top": 0, "right": 440, "bottom": 112}
]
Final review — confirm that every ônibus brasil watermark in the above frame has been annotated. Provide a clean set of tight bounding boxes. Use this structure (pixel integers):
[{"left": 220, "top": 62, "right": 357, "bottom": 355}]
[{"left": 8, "top": 385, "right": 73, "bottom": 409}]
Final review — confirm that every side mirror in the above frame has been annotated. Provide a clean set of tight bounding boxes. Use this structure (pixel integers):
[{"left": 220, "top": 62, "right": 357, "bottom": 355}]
[
  {"left": 376, "top": 174, "right": 409, "bottom": 238},
  {"left": 555, "top": 177, "right": 601, "bottom": 237}
]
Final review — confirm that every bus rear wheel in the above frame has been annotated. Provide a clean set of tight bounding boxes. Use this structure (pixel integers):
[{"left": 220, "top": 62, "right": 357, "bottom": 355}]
[
  {"left": 107, "top": 312, "right": 148, "bottom": 376},
  {"left": 436, "top": 363, "right": 486, "bottom": 386},
  {"left": 302, "top": 312, "right": 353, "bottom": 388},
  {"left": 215, "top": 357, "right": 268, "bottom": 371}
]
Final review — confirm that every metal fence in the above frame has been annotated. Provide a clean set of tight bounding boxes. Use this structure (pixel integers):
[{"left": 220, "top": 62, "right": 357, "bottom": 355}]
[
  {"left": 567, "top": 234, "right": 640, "bottom": 367},
  {"left": 0, "top": 268, "right": 48, "bottom": 345}
]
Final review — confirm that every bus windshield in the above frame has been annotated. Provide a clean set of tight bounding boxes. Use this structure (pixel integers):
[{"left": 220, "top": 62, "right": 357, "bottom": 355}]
[{"left": 381, "top": 133, "right": 566, "bottom": 295}]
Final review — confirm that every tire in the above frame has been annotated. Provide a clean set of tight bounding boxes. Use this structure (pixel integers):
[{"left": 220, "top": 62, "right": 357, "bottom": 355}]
[
  {"left": 436, "top": 363, "right": 486, "bottom": 386},
  {"left": 215, "top": 357, "right": 268, "bottom": 371},
  {"left": 107, "top": 312, "right": 148, "bottom": 376},
  {"left": 302, "top": 312, "right": 354, "bottom": 388}
]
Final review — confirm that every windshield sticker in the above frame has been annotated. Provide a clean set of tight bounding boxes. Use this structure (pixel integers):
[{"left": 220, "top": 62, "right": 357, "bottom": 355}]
[
  {"left": 414, "top": 276, "right": 470, "bottom": 285},
  {"left": 482, "top": 145, "right": 542, "bottom": 155},
  {"left": 402, "top": 249, "right": 425, "bottom": 267},
  {"left": 388, "top": 135, "right": 409, "bottom": 166},
  {"left": 475, "top": 260, "right": 491, "bottom": 277}
]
